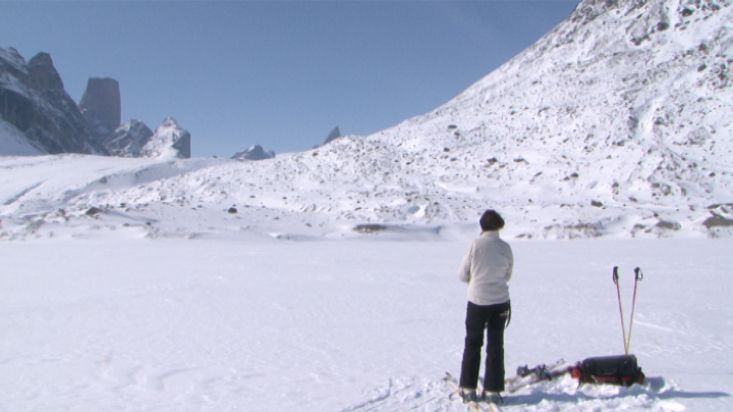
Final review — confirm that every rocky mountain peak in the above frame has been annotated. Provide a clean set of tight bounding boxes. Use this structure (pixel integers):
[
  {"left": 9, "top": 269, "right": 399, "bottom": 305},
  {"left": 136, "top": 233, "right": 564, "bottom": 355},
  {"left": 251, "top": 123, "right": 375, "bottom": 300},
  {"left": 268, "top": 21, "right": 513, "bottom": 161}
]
[
  {"left": 27, "top": 52, "right": 64, "bottom": 92},
  {"left": 324, "top": 126, "right": 342, "bottom": 145},
  {"left": 1, "top": 47, "right": 26, "bottom": 72},
  {"left": 102, "top": 119, "right": 154, "bottom": 157},
  {"left": 5, "top": 47, "right": 24, "bottom": 62},
  {"left": 140, "top": 117, "right": 191, "bottom": 159},
  {"left": 79, "top": 77, "right": 121, "bottom": 136}
]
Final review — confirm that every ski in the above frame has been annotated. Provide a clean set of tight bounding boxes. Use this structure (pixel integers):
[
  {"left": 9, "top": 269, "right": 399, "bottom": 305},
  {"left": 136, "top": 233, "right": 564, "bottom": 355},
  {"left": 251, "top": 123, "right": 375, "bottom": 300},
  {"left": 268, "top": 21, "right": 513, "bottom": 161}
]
[
  {"left": 505, "top": 358, "right": 565, "bottom": 387},
  {"left": 444, "top": 372, "right": 503, "bottom": 412},
  {"left": 505, "top": 359, "right": 572, "bottom": 393}
]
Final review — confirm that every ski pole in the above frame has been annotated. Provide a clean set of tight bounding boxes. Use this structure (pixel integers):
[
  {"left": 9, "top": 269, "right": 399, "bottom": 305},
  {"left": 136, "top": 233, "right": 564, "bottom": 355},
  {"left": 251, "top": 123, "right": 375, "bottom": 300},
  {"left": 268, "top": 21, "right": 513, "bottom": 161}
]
[
  {"left": 625, "top": 267, "right": 644, "bottom": 353},
  {"left": 612, "top": 266, "right": 628, "bottom": 355}
]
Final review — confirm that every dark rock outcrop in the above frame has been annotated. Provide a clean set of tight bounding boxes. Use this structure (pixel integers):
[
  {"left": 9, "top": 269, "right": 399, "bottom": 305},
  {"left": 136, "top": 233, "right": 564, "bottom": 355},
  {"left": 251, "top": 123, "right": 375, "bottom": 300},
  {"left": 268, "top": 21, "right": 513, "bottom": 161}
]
[{"left": 79, "top": 77, "right": 121, "bottom": 136}]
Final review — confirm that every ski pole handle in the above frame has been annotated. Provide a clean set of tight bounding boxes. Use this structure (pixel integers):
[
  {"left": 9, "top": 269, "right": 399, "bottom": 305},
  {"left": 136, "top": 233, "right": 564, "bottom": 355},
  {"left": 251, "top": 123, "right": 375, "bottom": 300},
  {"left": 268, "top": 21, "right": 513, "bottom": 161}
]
[
  {"left": 635, "top": 267, "right": 644, "bottom": 281},
  {"left": 613, "top": 266, "right": 620, "bottom": 284}
]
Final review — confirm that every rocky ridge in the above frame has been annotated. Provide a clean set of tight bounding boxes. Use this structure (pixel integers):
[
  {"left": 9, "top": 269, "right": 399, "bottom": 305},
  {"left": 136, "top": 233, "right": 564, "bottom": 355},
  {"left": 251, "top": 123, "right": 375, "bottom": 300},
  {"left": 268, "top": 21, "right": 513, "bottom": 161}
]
[{"left": 0, "top": 48, "right": 100, "bottom": 154}]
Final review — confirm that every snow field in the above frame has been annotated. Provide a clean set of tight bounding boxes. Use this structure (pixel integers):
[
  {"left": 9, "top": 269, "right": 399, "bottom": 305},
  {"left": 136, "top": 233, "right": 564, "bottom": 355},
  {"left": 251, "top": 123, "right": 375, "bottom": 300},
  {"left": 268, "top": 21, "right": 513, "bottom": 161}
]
[
  {"left": 1, "top": 237, "right": 731, "bottom": 411},
  {"left": 2, "top": 154, "right": 730, "bottom": 243}
]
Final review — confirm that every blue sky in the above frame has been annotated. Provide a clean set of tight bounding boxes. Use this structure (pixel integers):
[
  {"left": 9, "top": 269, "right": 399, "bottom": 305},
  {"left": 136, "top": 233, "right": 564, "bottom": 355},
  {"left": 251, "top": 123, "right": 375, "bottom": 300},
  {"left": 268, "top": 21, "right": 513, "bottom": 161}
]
[{"left": 1, "top": 1, "right": 578, "bottom": 157}]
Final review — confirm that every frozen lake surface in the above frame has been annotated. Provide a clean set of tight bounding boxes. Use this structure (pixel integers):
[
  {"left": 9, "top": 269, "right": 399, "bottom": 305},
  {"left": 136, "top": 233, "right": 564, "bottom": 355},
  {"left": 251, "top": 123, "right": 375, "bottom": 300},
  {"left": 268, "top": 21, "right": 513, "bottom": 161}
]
[{"left": 1, "top": 237, "right": 731, "bottom": 411}]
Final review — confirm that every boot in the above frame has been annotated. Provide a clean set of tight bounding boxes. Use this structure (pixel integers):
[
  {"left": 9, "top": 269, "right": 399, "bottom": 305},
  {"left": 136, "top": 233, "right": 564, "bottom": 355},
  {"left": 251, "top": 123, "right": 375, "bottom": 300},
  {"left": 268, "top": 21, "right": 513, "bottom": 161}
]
[{"left": 460, "top": 388, "right": 478, "bottom": 403}]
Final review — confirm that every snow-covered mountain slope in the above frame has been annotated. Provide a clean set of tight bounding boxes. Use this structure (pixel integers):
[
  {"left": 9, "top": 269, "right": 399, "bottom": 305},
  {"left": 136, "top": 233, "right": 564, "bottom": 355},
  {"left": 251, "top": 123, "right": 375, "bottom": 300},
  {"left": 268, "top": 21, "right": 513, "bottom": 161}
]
[
  {"left": 1, "top": 0, "right": 732, "bottom": 241},
  {"left": 362, "top": 0, "right": 733, "bottom": 235},
  {"left": 0, "top": 118, "right": 41, "bottom": 155}
]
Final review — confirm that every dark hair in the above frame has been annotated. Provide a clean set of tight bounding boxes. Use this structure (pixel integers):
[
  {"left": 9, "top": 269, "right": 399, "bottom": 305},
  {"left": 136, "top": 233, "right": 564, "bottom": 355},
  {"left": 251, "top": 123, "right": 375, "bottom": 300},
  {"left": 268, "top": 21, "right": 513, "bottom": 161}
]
[{"left": 480, "top": 210, "right": 505, "bottom": 231}]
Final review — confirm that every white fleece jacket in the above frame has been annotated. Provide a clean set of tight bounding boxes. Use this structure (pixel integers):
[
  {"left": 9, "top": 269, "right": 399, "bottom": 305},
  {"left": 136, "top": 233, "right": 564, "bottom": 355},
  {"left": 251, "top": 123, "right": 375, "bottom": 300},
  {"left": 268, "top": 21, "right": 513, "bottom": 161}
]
[{"left": 458, "top": 231, "right": 513, "bottom": 306}]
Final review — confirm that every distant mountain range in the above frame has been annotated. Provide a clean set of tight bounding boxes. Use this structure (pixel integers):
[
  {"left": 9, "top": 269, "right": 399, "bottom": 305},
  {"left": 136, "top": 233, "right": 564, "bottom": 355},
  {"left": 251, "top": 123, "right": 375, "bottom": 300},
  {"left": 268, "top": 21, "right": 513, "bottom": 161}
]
[
  {"left": 0, "top": 0, "right": 731, "bottom": 240},
  {"left": 0, "top": 47, "right": 191, "bottom": 159},
  {"left": 232, "top": 144, "right": 275, "bottom": 161}
]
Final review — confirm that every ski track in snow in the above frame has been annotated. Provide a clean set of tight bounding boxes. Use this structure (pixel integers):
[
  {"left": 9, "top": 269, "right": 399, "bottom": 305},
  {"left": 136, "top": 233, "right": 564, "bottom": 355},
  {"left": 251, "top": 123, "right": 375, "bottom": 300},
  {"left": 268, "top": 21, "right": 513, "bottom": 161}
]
[
  {"left": 1, "top": 238, "right": 731, "bottom": 411},
  {"left": 2, "top": 181, "right": 43, "bottom": 206}
]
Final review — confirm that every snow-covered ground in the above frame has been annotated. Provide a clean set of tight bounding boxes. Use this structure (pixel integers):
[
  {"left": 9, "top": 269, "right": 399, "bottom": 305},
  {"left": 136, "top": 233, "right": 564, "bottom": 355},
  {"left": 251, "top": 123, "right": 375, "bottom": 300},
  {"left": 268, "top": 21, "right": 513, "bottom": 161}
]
[{"left": 2, "top": 236, "right": 731, "bottom": 411}]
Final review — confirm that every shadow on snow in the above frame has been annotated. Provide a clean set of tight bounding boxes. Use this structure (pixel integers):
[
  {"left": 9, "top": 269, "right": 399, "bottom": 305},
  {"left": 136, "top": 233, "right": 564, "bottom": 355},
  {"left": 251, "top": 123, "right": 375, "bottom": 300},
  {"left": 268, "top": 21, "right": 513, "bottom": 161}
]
[{"left": 505, "top": 376, "right": 730, "bottom": 407}]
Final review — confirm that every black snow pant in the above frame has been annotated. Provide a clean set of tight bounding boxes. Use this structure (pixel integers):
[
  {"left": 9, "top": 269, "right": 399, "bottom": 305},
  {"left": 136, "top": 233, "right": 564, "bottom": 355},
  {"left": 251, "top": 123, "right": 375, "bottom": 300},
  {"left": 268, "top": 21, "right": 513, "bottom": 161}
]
[{"left": 459, "top": 300, "right": 510, "bottom": 392}]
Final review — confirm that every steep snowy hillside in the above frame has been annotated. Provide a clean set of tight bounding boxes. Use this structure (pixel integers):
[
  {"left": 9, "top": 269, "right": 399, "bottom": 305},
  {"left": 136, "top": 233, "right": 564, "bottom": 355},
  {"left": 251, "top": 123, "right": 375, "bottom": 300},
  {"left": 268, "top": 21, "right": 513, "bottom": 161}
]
[{"left": 365, "top": 0, "right": 733, "bottom": 237}]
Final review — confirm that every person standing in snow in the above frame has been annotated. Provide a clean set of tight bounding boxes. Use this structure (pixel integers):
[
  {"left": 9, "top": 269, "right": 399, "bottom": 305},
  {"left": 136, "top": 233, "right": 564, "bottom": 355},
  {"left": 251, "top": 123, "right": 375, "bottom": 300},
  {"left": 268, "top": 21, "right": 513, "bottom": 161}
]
[{"left": 457, "top": 209, "right": 513, "bottom": 404}]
